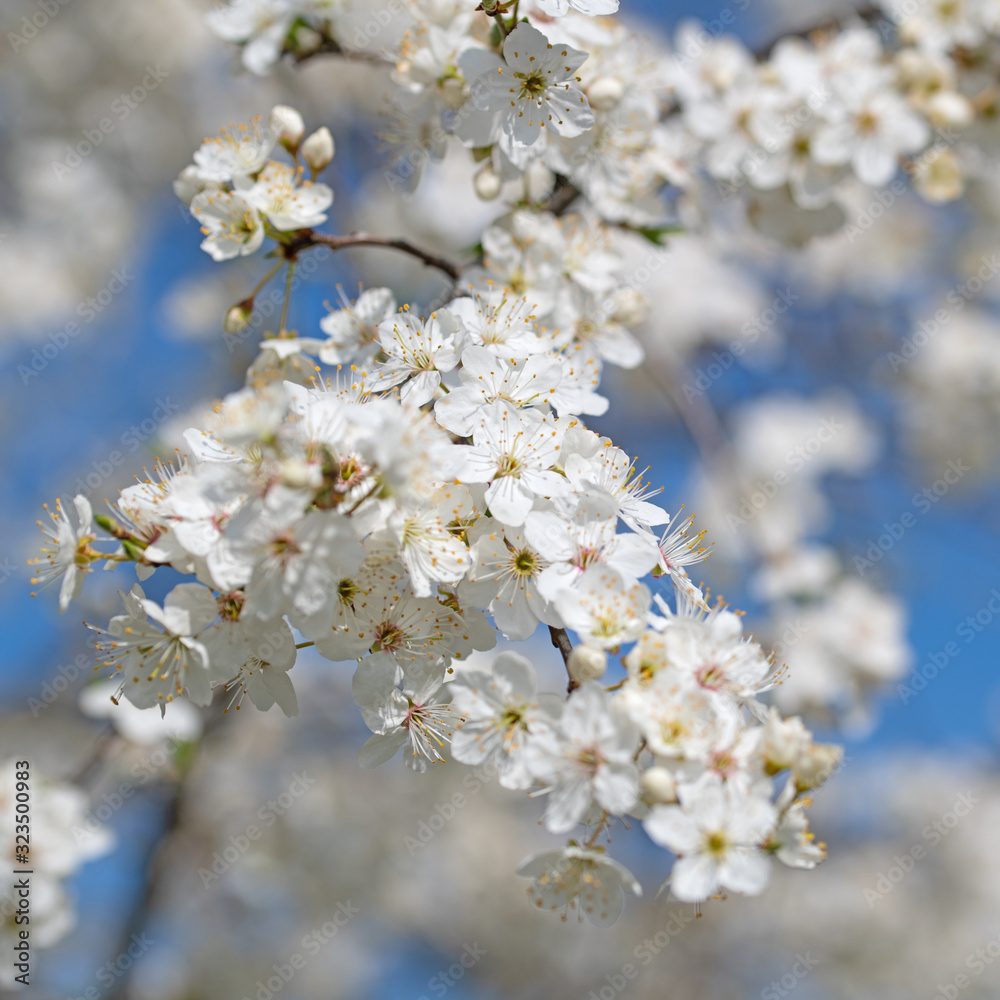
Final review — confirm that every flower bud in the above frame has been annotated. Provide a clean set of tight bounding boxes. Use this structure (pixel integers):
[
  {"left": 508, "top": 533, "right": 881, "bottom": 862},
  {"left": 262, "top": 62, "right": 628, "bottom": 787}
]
[
  {"left": 224, "top": 300, "right": 253, "bottom": 334},
  {"left": 173, "top": 165, "right": 218, "bottom": 206},
  {"left": 925, "top": 91, "right": 974, "bottom": 129},
  {"left": 296, "top": 25, "right": 322, "bottom": 53},
  {"left": 301, "top": 127, "right": 335, "bottom": 173},
  {"left": 761, "top": 709, "right": 810, "bottom": 774},
  {"left": 793, "top": 743, "right": 843, "bottom": 792},
  {"left": 894, "top": 47, "right": 941, "bottom": 86},
  {"left": 640, "top": 766, "right": 677, "bottom": 804},
  {"left": 912, "top": 148, "right": 964, "bottom": 204},
  {"left": 474, "top": 164, "right": 503, "bottom": 201},
  {"left": 609, "top": 287, "right": 650, "bottom": 328},
  {"left": 269, "top": 105, "right": 306, "bottom": 152},
  {"left": 524, "top": 161, "right": 556, "bottom": 203},
  {"left": 587, "top": 76, "right": 625, "bottom": 112},
  {"left": 280, "top": 458, "right": 322, "bottom": 490},
  {"left": 568, "top": 644, "right": 607, "bottom": 683}
]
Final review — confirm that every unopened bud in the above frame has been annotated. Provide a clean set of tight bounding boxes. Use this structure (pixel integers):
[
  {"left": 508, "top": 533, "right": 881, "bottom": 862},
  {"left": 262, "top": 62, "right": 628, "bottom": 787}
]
[
  {"left": 609, "top": 287, "right": 650, "bottom": 327},
  {"left": 761, "top": 709, "right": 810, "bottom": 774},
  {"left": 296, "top": 25, "right": 322, "bottom": 53},
  {"left": 912, "top": 147, "right": 964, "bottom": 204},
  {"left": 173, "top": 165, "right": 218, "bottom": 207},
  {"left": 280, "top": 458, "right": 321, "bottom": 490},
  {"left": 568, "top": 645, "right": 607, "bottom": 683},
  {"left": 524, "top": 161, "right": 555, "bottom": 203},
  {"left": 269, "top": 105, "right": 306, "bottom": 152},
  {"left": 224, "top": 300, "right": 253, "bottom": 334},
  {"left": 640, "top": 766, "right": 677, "bottom": 804},
  {"left": 474, "top": 164, "right": 503, "bottom": 201},
  {"left": 587, "top": 76, "right": 625, "bottom": 112},
  {"left": 301, "top": 127, "right": 335, "bottom": 173},
  {"left": 794, "top": 743, "right": 843, "bottom": 792},
  {"left": 894, "top": 47, "right": 930, "bottom": 82},
  {"left": 925, "top": 91, "right": 974, "bottom": 129}
]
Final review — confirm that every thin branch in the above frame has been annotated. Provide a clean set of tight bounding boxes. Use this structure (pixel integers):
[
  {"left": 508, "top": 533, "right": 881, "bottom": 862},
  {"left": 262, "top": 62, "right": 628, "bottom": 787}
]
[
  {"left": 287, "top": 30, "right": 389, "bottom": 67},
  {"left": 283, "top": 229, "right": 462, "bottom": 281},
  {"left": 636, "top": 351, "right": 735, "bottom": 477},
  {"left": 489, "top": 9, "right": 510, "bottom": 39},
  {"left": 540, "top": 179, "right": 582, "bottom": 217},
  {"left": 278, "top": 259, "right": 296, "bottom": 335},
  {"left": 103, "top": 698, "right": 229, "bottom": 1000},
  {"left": 548, "top": 626, "right": 579, "bottom": 692}
]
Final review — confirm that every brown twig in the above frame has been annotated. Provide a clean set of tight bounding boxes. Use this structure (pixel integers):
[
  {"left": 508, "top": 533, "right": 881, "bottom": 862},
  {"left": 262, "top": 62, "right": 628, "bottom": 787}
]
[
  {"left": 287, "top": 30, "right": 389, "bottom": 67},
  {"left": 282, "top": 229, "right": 463, "bottom": 281},
  {"left": 540, "top": 179, "right": 582, "bottom": 217},
  {"left": 548, "top": 626, "right": 579, "bottom": 692}
]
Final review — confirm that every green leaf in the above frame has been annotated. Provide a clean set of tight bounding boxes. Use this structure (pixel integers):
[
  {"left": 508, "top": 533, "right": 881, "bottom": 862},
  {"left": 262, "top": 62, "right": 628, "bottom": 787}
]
[{"left": 635, "top": 225, "right": 684, "bottom": 246}]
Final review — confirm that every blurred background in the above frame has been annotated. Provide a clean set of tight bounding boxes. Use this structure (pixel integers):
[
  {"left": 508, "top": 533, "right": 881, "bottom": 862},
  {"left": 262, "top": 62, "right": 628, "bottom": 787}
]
[{"left": 2, "top": 0, "right": 1000, "bottom": 997}]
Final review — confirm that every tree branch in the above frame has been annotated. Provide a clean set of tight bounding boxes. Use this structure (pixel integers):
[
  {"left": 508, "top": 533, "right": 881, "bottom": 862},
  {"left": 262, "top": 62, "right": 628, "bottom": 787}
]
[
  {"left": 637, "top": 352, "right": 734, "bottom": 473},
  {"left": 283, "top": 229, "right": 463, "bottom": 281},
  {"left": 287, "top": 30, "right": 389, "bottom": 67},
  {"left": 548, "top": 626, "right": 579, "bottom": 692},
  {"left": 540, "top": 179, "right": 582, "bottom": 217}
]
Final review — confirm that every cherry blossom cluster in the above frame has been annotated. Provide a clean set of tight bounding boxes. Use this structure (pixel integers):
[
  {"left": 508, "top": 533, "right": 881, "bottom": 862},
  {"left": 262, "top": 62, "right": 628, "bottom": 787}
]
[
  {"left": 32, "top": 89, "right": 847, "bottom": 921},
  {"left": 173, "top": 107, "right": 335, "bottom": 262},
  {"left": 206, "top": 0, "right": 1000, "bottom": 234}
]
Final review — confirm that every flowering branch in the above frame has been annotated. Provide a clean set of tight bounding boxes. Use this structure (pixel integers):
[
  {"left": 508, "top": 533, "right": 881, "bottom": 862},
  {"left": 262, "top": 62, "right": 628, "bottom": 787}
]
[{"left": 34, "top": 0, "right": 951, "bottom": 940}]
